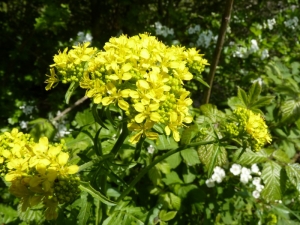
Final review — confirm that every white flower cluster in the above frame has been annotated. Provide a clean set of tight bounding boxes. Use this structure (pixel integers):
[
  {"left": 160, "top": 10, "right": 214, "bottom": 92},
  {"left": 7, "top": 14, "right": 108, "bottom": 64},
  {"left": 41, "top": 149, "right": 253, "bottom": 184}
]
[
  {"left": 196, "top": 30, "right": 216, "bottom": 48},
  {"left": 20, "top": 104, "right": 36, "bottom": 115},
  {"left": 230, "top": 163, "right": 264, "bottom": 199},
  {"left": 153, "top": 21, "right": 174, "bottom": 37},
  {"left": 267, "top": 18, "right": 276, "bottom": 30},
  {"left": 284, "top": 17, "right": 299, "bottom": 30},
  {"left": 188, "top": 25, "right": 201, "bottom": 34},
  {"left": 205, "top": 166, "right": 226, "bottom": 188},
  {"left": 71, "top": 31, "right": 93, "bottom": 45},
  {"left": 261, "top": 49, "right": 269, "bottom": 60}
]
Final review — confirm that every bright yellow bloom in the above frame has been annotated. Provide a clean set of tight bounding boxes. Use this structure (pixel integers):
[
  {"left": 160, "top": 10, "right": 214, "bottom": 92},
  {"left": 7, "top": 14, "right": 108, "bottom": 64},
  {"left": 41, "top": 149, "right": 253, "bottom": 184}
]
[{"left": 46, "top": 33, "right": 209, "bottom": 143}]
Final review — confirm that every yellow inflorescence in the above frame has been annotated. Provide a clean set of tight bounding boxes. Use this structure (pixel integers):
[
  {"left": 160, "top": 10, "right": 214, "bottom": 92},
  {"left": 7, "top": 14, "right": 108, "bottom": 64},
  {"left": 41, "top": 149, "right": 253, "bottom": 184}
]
[
  {"left": 0, "top": 129, "right": 80, "bottom": 220},
  {"left": 225, "top": 108, "right": 272, "bottom": 151},
  {"left": 45, "top": 33, "right": 209, "bottom": 143}
]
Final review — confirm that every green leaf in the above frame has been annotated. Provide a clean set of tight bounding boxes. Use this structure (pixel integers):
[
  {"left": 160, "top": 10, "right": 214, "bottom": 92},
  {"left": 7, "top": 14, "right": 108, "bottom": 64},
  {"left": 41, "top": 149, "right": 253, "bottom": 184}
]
[
  {"left": 261, "top": 161, "right": 282, "bottom": 201},
  {"left": 78, "top": 194, "right": 92, "bottom": 225},
  {"left": 194, "top": 76, "right": 210, "bottom": 88},
  {"left": 159, "top": 210, "right": 177, "bottom": 222},
  {"left": 161, "top": 193, "right": 181, "bottom": 210},
  {"left": 280, "top": 99, "right": 300, "bottom": 123},
  {"left": 165, "top": 152, "right": 182, "bottom": 169},
  {"left": 65, "top": 81, "right": 78, "bottom": 104},
  {"left": 92, "top": 104, "right": 109, "bottom": 129},
  {"left": 250, "top": 96, "right": 274, "bottom": 109},
  {"left": 79, "top": 181, "right": 116, "bottom": 206},
  {"left": 29, "top": 118, "right": 55, "bottom": 141},
  {"left": 272, "top": 150, "right": 290, "bottom": 163},
  {"left": 237, "top": 87, "right": 249, "bottom": 106},
  {"left": 248, "top": 81, "right": 261, "bottom": 104},
  {"left": 181, "top": 124, "right": 199, "bottom": 145},
  {"left": 0, "top": 204, "right": 18, "bottom": 224},
  {"left": 181, "top": 148, "right": 200, "bottom": 166},
  {"left": 75, "top": 109, "right": 94, "bottom": 127},
  {"left": 162, "top": 171, "right": 183, "bottom": 185},
  {"left": 199, "top": 104, "right": 224, "bottom": 123},
  {"left": 227, "top": 96, "right": 246, "bottom": 110},
  {"left": 286, "top": 163, "right": 300, "bottom": 191},
  {"left": 237, "top": 149, "right": 270, "bottom": 165},
  {"left": 156, "top": 134, "right": 178, "bottom": 150},
  {"left": 198, "top": 144, "right": 227, "bottom": 177}
]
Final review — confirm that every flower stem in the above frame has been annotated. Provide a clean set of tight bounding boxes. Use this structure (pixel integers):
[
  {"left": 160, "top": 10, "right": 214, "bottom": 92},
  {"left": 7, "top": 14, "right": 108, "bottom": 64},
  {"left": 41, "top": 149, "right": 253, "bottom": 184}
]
[{"left": 116, "top": 139, "right": 217, "bottom": 203}]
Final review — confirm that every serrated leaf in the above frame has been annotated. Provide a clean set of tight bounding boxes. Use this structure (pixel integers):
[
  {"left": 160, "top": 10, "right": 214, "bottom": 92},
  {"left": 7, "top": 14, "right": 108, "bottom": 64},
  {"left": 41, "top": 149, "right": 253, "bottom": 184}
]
[
  {"left": 261, "top": 161, "right": 282, "bottom": 201},
  {"left": 237, "top": 87, "right": 249, "bottom": 106},
  {"left": 0, "top": 204, "right": 18, "bottom": 224},
  {"left": 273, "top": 150, "right": 290, "bottom": 163},
  {"left": 250, "top": 96, "right": 274, "bottom": 109},
  {"left": 78, "top": 194, "right": 92, "bottom": 225},
  {"left": 181, "top": 148, "right": 200, "bottom": 166},
  {"left": 75, "top": 109, "right": 94, "bottom": 127},
  {"left": 159, "top": 210, "right": 177, "bottom": 222},
  {"left": 79, "top": 181, "right": 116, "bottom": 206},
  {"left": 65, "top": 81, "right": 78, "bottom": 104},
  {"left": 280, "top": 99, "right": 300, "bottom": 123},
  {"left": 199, "top": 104, "right": 224, "bottom": 123},
  {"left": 248, "top": 81, "right": 261, "bottom": 104},
  {"left": 286, "top": 163, "right": 300, "bottom": 191},
  {"left": 181, "top": 124, "right": 199, "bottom": 145},
  {"left": 227, "top": 96, "right": 246, "bottom": 110},
  {"left": 198, "top": 144, "right": 227, "bottom": 177},
  {"left": 237, "top": 149, "right": 270, "bottom": 165}
]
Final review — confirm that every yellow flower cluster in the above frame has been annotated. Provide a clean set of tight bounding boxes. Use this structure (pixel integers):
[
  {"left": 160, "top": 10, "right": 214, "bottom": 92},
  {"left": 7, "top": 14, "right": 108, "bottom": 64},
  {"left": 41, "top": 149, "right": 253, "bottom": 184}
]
[
  {"left": 225, "top": 108, "right": 272, "bottom": 151},
  {"left": 46, "top": 33, "right": 208, "bottom": 143},
  {"left": 0, "top": 129, "right": 80, "bottom": 220}
]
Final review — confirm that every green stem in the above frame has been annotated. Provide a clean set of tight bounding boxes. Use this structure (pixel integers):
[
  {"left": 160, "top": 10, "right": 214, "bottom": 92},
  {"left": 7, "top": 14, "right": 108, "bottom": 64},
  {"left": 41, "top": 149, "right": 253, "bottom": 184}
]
[
  {"left": 110, "top": 121, "right": 128, "bottom": 156},
  {"left": 116, "top": 139, "right": 217, "bottom": 203}
]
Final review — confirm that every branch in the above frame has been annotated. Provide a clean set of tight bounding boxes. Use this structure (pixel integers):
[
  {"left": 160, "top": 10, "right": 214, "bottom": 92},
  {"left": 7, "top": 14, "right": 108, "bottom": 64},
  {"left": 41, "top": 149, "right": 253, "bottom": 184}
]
[
  {"left": 202, "top": 0, "right": 234, "bottom": 104},
  {"left": 52, "top": 96, "right": 89, "bottom": 121}
]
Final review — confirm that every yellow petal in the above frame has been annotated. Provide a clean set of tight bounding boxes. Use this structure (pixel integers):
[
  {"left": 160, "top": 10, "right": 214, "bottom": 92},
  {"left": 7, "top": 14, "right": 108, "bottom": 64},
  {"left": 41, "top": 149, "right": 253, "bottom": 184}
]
[
  {"left": 135, "top": 114, "right": 147, "bottom": 123},
  {"left": 137, "top": 80, "right": 150, "bottom": 89},
  {"left": 134, "top": 103, "right": 145, "bottom": 112},
  {"left": 140, "top": 49, "right": 150, "bottom": 59},
  {"left": 122, "top": 73, "right": 132, "bottom": 80},
  {"left": 172, "top": 130, "right": 180, "bottom": 142},
  {"left": 129, "top": 131, "right": 143, "bottom": 144},
  {"left": 118, "top": 99, "right": 129, "bottom": 111},
  {"left": 121, "top": 63, "right": 132, "bottom": 72},
  {"left": 58, "top": 152, "right": 69, "bottom": 166},
  {"left": 67, "top": 165, "right": 79, "bottom": 174},
  {"left": 102, "top": 97, "right": 113, "bottom": 106},
  {"left": 150, "top": 112, "right": 161, "bottom": 122},
  {"left": 165, "top": 126, "right": 171, "bottom": 136},
  {"left": 145, "top": 131, "right": 159, "bottom": 140},
  {"left": 121, "top": 89, "right": 131, "bottom": 98}
]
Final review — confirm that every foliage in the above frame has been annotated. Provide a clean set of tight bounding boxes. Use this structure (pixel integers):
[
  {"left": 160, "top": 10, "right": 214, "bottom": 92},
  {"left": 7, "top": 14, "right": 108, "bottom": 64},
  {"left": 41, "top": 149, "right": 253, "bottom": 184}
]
[{"left": 1, "top": 0, "right": 300, "bottom": 224}]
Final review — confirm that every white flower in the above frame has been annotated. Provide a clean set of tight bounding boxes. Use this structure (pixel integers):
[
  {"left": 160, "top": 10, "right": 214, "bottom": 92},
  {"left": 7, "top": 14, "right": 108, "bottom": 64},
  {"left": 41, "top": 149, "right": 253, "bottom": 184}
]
[
  {"left": 256, "top": 184, "right": 264, "bottom": 192},
  {"left": 196, "top": 30, "right": 213, "bottom": 48},
  {"left": 251, "top": 164, "right": 260, "bottom": 174},
  {"left": 211, "top": 166, "right": 226, "bottom": 183},
  {"left": 147, "top": 145, "right": 155, "bottom": 154},
  {"left": 206, "top": 178, "right": 215, "bottom": 188},
  {"left": 284, "top": 17, "right": 299, "bottom": 29},
  {"left": 252, "top": 177, "right": 261, "bottom": 187},
  {"left": 250, "top": 39, "right": 259, "bottom": 53},
  {"left": 252, "top": 190, "right": 260, "bottom": 199},
  {"left": 19, "top": 121, "right": 28, "bottom": 129},
  {"left": 230, "top": 164, "right": 242, "bottom": 176},
  {"left": 240, "top": 167, "right": 252, "bottom": 184},
  {"left": 261, "top": 49, "right": 269, "bottom": 60},
  {"left": 233, "top": 46, "right": 248, "bottom": 58},
  {"left": 267, "top": 18, "right": 276, "bottom": 30}
]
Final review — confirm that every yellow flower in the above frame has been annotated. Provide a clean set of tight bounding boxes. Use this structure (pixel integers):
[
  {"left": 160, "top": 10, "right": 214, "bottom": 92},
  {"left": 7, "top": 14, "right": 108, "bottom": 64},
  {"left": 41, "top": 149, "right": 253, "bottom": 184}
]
[
  {"left": 128, "top": 120, "right": 158, "bottom": 144},
  {"left": 102, "top": 83, "right": 131, "bottom": 111},
  {"left": 134, "top": 102, "right": 161, "bottom": 123},
  {"left": 45, "top": 68, "right": 59, "bottom": 91}
]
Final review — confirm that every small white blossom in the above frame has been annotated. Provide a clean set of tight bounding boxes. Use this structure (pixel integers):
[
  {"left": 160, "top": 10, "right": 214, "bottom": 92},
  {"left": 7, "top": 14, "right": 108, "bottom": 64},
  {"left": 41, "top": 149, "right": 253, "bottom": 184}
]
[
  {"left": 211, "top": 166, "right": 226, "bottom": 183},
  {"left": 233, "top": 46, "right": 248, "bottom": 58},
  {"left": 147, "top": 145, "right": 155, "bottom": 154},
  {"left": 267, "top": 18, "right": 276, "bottom": 30},
  {"left": 251, "top": 164, "right": 260, "bottom": 174},
  {"left": 252, "top": 177, "right": 261, "bottom": 187},
  {"left": 206, "top": 178, "right": 215, "bottom": 188},
  {"left": 154, "top": 21, "right": 174, "bottom": 37},
  {"left": 230, "top": 164, "right": 242, "bottom": 176},
  {"left": 261, "top": 49, "right": 269, "bottom": 60},
  {"left": 250, "top": 39, "right": 259, "bottom": 53},
  {"left": 19, "top": 121, "right": 28, "bottom": 129},
  {"left": 256, "top": 184, "right": 264, "bottom": 192},
  {"left": 240, "top": 167, "right": 252, "bottom": 184},
  {"left": 284, "top": 17, "right": 299, "bottom": 29},
  {"left": 252, "top": 190, "right": 260, "bottom": 199},
  {"left": 196, "top": 30, "right": 213, "bottom": 48},
  {"left": 188, "top": 25, "right": 201, "bottom": 34}
]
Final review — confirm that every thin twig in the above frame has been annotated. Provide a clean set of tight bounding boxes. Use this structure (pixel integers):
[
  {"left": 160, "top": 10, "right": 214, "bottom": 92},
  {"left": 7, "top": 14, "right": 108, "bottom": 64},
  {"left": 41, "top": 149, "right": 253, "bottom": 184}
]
[
  {"left": 52, "top": 96, "right": 89, "bottom": 121},
  {"left": 202, "top": 0, "right": 234, "bottom": 104}
]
